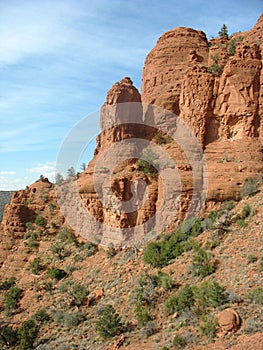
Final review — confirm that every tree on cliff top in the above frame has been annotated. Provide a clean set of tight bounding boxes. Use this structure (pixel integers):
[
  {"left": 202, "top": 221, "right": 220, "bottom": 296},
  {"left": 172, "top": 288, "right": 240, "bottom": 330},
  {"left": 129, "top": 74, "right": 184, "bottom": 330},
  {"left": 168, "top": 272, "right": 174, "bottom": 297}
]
[{"left": 218, "top": 24, "right": 228, "bottom": 38}]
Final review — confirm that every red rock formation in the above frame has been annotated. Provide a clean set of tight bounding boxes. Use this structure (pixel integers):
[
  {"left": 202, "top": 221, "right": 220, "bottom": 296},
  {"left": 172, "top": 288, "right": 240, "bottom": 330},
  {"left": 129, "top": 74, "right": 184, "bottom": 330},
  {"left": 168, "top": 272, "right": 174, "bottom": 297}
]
[
  {"left": 103, "top": 77, "right": 141, "bottom": 105},
  {"left": 2, "top": 14, "right": 263, "bottom": 243},
  {"left": 1, "top": 178, "right": 64, "bottom": 235},
  {"left": 214, "top": 44, "right": 261, "bottom": 140},
  {"left": 141, "top": 13, "right": 263, "bottom": 202},
  {"left": 217, "top": 308, "right": 241, "bottom": 336},
  {"left": 179, "top": 65, "right": 215, "bottom": 147},
  {"left": 142, "top": 27, "right": 209, "bottom": 114}
]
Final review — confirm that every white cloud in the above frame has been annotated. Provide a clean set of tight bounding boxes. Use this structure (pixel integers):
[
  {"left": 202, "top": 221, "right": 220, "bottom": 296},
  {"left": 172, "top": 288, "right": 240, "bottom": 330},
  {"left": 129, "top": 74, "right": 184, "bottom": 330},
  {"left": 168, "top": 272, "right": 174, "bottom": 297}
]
[
  {"left": 0, "top": 171, "right": 16, "bottom": 175},
  {"left": 0, "top": 1, "right": 78, "bottom": 66},
  {"left": 0, "top": 175, "right": 31, "bottom": 191},
  {"left": 26, "top": 161, "right": 56, "bottom": 179}
]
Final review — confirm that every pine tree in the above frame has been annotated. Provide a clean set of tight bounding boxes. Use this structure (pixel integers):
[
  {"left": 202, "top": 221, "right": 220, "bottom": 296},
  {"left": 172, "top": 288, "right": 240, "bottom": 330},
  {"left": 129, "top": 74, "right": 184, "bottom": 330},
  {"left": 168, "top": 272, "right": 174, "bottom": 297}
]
[
  {"left": 218, "top": 24, "right": 228, "bottom": 38},
  {"left": 96, "top": 305, "right": 123, "bottom": 338},
  {"left": 67, "top": 166, "right": 76, "bottom": 178},
  {"left": 80, "top": 163, "right": 86, "bottom": 171},
  {"left": 55, "top": 173, "right": 64, "bottom": 185}
]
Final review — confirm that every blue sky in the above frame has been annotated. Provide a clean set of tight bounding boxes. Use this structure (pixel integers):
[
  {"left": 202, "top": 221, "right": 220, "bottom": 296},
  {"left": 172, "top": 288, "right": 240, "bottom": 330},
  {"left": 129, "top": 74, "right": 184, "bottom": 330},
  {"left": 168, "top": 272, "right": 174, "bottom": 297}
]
[{"left": 0, "top": 0, "right": 262, "bottom": 190}]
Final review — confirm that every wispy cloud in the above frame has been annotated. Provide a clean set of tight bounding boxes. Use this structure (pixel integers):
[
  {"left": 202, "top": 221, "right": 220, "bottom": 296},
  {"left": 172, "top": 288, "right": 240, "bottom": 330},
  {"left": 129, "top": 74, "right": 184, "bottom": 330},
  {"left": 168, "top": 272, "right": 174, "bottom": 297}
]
[
  {"left": 0, "top": 175, "right": 31, "bottom": 191},
  {"left": 26, "top": 161, "right": 56, "bottom": 179},
  {"left": 0, "top": 1, "right": 77, "bottom": 66},
  {"left": 0, "top": 171, "right": 16, "bottom": 175}
]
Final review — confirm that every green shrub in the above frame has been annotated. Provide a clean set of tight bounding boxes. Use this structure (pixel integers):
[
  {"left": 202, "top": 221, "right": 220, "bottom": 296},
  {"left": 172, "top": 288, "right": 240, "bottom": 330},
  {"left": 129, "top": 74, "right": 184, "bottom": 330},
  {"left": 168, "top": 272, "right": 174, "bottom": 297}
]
[
  {"left": 137, "top": 149, "right": 158, "bottom": 175},
  {"left": 50, "top": 242, "right": 69, "bottom": 260},
  {"left": 244, "top": 316, "right": 263, "bottom": 334},
  {"left": 234, "top": 214, "right": 247, "bottom": 228},
  {"left": 222, "top": 200, "right": 235, "bottom": 211},
  {"left": 4, "top": 287, "right": 23, "bottom": 315},
  {"left": 130, "top": 274, "right": 157, "bottom": 305},
  {"left": 96, "top": 305, "right": 124, "bottom": 339},
  {"left": 58, "top": 279, "right": 73, "bottom": 293},
  {"left": 57, "top": 227, "right": 78, "bottom": 246},
  {"left": 202, "top": 211, "right": 218, "bottom": 230},
  {"left": 193, "top": 281, "right": 227, "bottom": 309},
  {"left": 259, "top": 257, "right": 263, "bottom": 271},
  {"left": 247, "top": 254, "right": 257, "bottom": 264},
  {"left": 246, "top": 287, "right": 263, "bottom": 304},
  {"left": 241, "top": 204, "right": 254, "bottom": 219},
  {"left": 207, "top": 63, "right": 223, "bottom": 76},
  {"left": 241, "top": 178, "right": 259, "bottom": 198},
  {"left": 180, "top": 237, "right": 200, "bottom": 252},
  {"left": 141, "top": 321, "right": 157, "bottom": 338},
  {"left": 143, "top": 241, "right": 171, "bottom": 268},
  {"left": 49, "top": 203, "right": 56, "bottom": 212},
  {"left": 154, "top": 133, "right": 172, "bottom": 145},
  {"left": 153, "top": 270, "right": 176, "bottom": 291},
  {"left": 0, "top": 277, "right": 16, "bottom": 291},
  {"left": 52, "top": 310, "right": 85, "bottom": 328},
  {"left": 228, "top": 40, "right": 236, "bottom": 56},
  {"left": 134, "top": 305, "right": 152, "bottom": 327},
  {"left": 107, "top": 242, "right": 116, "bottom": 259},
  {"left": 68, "top": 283, "right": 89, "bottom": 306},
  {"left": 64, "top": 265, "right": 79, "bottom": 275},
  {"left": 143, "top": 217, "right": 203, "bottom": 268},
  {"left": 18, "top": 319, "right": 39, "bottom": 350},
  {"left": 178, "top": 217, "right": 202, "bottom": 237},
  {"left": 164, "top": 285, "right": 195, "bottom": 315},
  {"left": 0, "top": 325, "right": 18, "bottom": 347},
  {"left": 199, "top": 315, "right": 217, "bottom": 341},
  {"left": 173, "top": 334, "right": 187, "bottom": 349},
  {"left": 81, "top": 241, "right": 97, "bottom": 257},
  {"left": 48, "top": 267, "right": 67, "bottom": 281},
  {"left": 35, "top": 214, "right": 46, "bottom": 227},
  {"left": 190, "top": 247, "right": 215, "bottom": 278},
  {"left": 42, "top": 281, "right": 53, "bottom": 293},
  {"left": 29, "top": 258, "right": 43, "bottom": 275},
  {"left": 24, "top": 231, "right": 39, "bottom": 250},
  {"left": 32, "top": 309, "right": 50, "bottom": 323},
  {"left": 137, "top": 159, "right": 156, "bottom": 175}
]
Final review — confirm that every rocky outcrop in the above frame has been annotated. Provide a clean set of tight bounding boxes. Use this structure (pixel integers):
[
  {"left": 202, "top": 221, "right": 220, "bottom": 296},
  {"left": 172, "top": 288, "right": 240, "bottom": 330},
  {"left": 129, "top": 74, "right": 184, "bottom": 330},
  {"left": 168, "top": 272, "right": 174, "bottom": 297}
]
[
  {"left": 217, "top": 308, "right": 241, "bottom": 336},
  {"left": 140, "top": 14, "right": 263, "bottom": 202},
  {"left": 142, "top": 27, "right": 209, "bottom": 114},
  {"left": 2, "top": 15, "right": 263, "bottom": 244},
  {"left": 75, "top": 76, "right": 203, "bottom": 244},
  {"left": 1, "top": 178, "right": 64, "bottom": 236},
  {"left": 103, "top": 77, "right": 141, "bottom": 106},
  {"left": 179, "top": 65, "right": 215, "bottom": 147},
  {"left": 214, "top": 44, "right": 261, "bottom": 140}
]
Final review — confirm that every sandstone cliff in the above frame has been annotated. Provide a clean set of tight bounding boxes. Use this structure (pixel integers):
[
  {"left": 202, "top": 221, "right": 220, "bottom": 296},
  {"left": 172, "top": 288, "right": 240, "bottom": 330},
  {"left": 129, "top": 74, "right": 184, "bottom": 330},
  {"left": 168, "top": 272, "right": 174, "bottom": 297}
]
[
  {"left": 141, "top": 13, "right": 263, "bottom": 202},
  {"left": 1, "top": 15, "right": 263, "bottom": 350},
  {"left": 1, "top": 15, "right": 263, "bottom": 243}
]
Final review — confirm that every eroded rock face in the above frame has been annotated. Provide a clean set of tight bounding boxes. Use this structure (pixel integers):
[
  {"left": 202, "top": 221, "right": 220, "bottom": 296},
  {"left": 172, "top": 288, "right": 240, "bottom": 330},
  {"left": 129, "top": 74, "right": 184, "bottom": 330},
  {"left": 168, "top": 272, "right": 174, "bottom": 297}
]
[
  {"left": 179, "top": 65, "right": 215, "bottom": 147},
  {"left": 217, "top": 308, "right": 241, "bottom": 336},
  {"left": 142, "top": 27, "right": 209, "bottom": 114},
  {"left": 1, "top": 178, "right": 64, "bottom": 235},
  {"left": 140, "top": 14, "right": 263, "bottom": 202},
  {"left": 76, "top": 76, "right": 201, "bottom": 244},
  {"left": 214, "top": 44, "right": 261, "bottom": 140},
  {"left": 2, "top": 15, "right": 263, "bottom": 244},
  {"left": 141, "top": 15, "right": 263, "bottom": 144},
  {"left": 103, "top": 77, "right": 141, "bottom": 106}
]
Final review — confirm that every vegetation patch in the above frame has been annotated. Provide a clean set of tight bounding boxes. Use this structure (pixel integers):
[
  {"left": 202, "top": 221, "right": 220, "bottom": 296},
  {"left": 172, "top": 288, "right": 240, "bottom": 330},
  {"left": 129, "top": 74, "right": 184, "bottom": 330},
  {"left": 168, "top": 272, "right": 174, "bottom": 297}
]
[{"left": 95, "top": 305, "right": 124, "bottom": 339}]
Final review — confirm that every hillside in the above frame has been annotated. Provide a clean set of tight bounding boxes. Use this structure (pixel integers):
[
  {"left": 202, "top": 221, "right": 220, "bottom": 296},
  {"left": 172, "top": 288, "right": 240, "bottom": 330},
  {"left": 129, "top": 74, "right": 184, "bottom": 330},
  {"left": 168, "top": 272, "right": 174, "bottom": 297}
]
[
  {"left": 0, "top": 179, "right": 262, "bottom": 349},
  {"left": 0, "top": 13, "right": 263, "bottom": 350}
]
